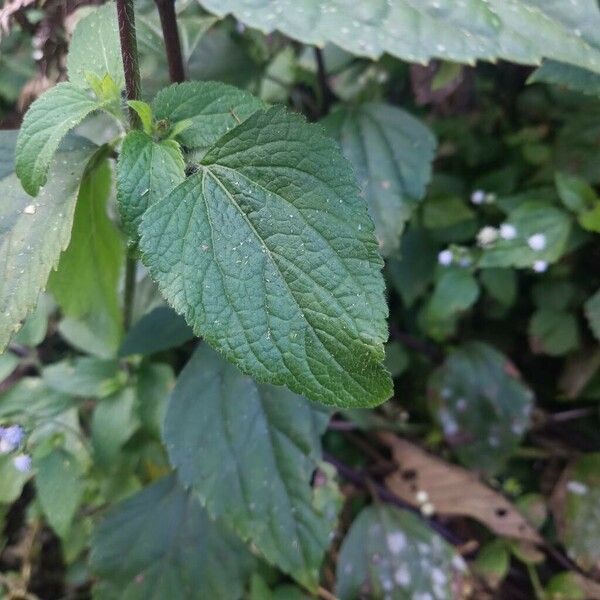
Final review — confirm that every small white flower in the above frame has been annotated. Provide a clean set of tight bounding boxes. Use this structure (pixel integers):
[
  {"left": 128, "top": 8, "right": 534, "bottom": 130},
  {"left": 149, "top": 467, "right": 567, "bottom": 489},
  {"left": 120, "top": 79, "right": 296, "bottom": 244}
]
[
  {"left": 533, "top": 260, "right": 548, "bottom": 273},
  {"left": 13, "top": 454, "right": 31, "bottom": 473},
  {"left": 438, "top": 249, "right": 453, "bottom": 266},
  {"left": 566, "top": 481, "right": 588, "bottom": 495},
  {"left": 470, "top": 189, "right": 485, "bottom": 204},
  {"left": 420, "top": 502, "right": 436, "bottom": 517},
  {"left": 415, "top": 490, "right": 429, "bottom": 504},
  {"left": 527, "top": 233, "right": 547, "bottom": 251},
  {"left": 485, "top": 192, "right": 497, "bottom": 204},
  {"left": 499, "top": 223, "right": 517, "bottom": 240},
  {"left": 477, "top": 226, "right": 498, "bottom": 246}
]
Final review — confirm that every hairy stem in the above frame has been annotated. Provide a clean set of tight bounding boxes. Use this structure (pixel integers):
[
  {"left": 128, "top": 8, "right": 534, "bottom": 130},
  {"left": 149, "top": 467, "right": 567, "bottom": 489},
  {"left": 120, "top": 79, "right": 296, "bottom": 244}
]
[
  {"left": 116, "top": 0, "right": 142, "bottom": 127},
  {"left": 155, "top": 0, "right": 186, "bottom": 83},
  {"left": 116, "top": 0, "right": 141, "bottom": 328}
]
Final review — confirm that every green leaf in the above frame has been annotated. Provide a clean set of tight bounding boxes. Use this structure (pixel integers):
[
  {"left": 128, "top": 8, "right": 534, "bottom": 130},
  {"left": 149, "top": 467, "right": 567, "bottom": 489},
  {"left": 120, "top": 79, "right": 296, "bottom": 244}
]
[
  {"left": 322, "top": 102, "right": 436, "bottom": 256},
  {"left": 426, "top": 269, "right": 480, "bottom": 321},
  {"left": 473, "top": 540, "right": 510, "bottom": 588},
  {"left": 555, "top": 172, "right": 597, "bottom": 214},
  {"left": 553, "top": 453, "right": 600, "bottom": 571},
  {"left": 480, "top": 268, "right": 517, "bottom": 307},
  {"left": 49, "top": 157, "right": 124, "bottom": 351},
  {"left": 15, "top": 84, "right": 104, "bottom": 196},
  {"left": 118, "top": 306, "right": 194, "bottom": 357},
  {"left": 0, "top": 377, "right": 75, "bottom": 427},
  {"left": 0, "top": 453, "right": 32, "bottom": 503},
  {"left": 585, "top": 288, "right": 600, "bottom": 341},
  {"left": 0, "top": 136, "right": 97, "bottom": 351},
  {"left": 135, "top": 362, "right": 174, "bottom": 439},
  {"left": 42, "top": 357, "right": 121, "bottom": 398},
  {"left": 335, "top": 504, "right": 468, "bottom": 600},
  {"left": 530, "top": 61, "right": 600, "bottom": 96},
  {"left": 140, "top": 105, "right": 392, "bottom": 408},
  {"left": 428, "top": 342, "right": 534, "bottom": 475},
  {"left": 91, "top": 475, "right": 255, "bottom": 600},
  {"left": 67, "top": 3, "right": 124, "bottom": 90},
  {"left": 479, "top": 202, "right": 572, "bottom": 269},
  {"left": 164, "top": 345, "right": 336, "bottom": 589},
  {"left": 116, "top": 131, "right": 185, "bottom": 237},
  {"left": 127, "top": 100, "right": 153, "bottom": 135},
  {"left": 12, "top": 295, "right": 51, "bottom": 347},
  {"left": 92, "top": 387, "right": 140, "bottom": 467},
  {"left": 35, "top": 447, "right": 85, "bottom": 537},
  {"left": 422, "top": 196, "right": 475, "bottom": 229},
  {"left": 197, "top": 0, "right": 600, "bottom": 74},
  {"left": 151, "top": 81, "right": 265, "bottom": 152},
  {"left": 529, "top": 309, "right": 580, "bottom": 357},
  {"left": 0, "top": 353, "right": 18, "bottom": 382}
]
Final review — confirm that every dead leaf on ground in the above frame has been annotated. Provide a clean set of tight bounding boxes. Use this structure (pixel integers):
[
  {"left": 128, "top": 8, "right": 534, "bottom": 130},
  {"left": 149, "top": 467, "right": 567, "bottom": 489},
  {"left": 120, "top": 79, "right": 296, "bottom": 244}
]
[{"left": 378, "top": 432, "right": 543, "bottom": 544}]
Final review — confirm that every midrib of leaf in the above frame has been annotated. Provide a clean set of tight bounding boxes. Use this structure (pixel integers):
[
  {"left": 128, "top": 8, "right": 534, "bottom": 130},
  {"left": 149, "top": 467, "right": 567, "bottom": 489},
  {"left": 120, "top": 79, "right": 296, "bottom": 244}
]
[{"left": 201, "top": 166, "right": 377, "bottom": 398}]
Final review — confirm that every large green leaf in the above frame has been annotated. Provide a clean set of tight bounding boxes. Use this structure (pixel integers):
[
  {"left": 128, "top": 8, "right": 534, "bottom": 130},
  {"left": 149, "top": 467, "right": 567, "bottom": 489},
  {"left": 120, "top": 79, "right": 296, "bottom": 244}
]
[
  {"left": 151, "top": 81, "right": 265, "bottom": 152},
  {"left": 428, "top": 342, "right": 534, "bottom": 475},
  {"left": 164, "top": 344, "right": 336, "bottom": 589},
  {"left": 0, "top": 136, "right": 96, "bottom": 352},
  {"left": 91, "top": 475, "right": 256, "bottom": 600},
  {"left": 197, "top": 0, "right": 600, "bottom": 74},
  {"left": 335, "top": 504, "right": 468, "bottom": 600},
  {"left": 49, "top": 157, "right": 124, "bottom": 351},
  {"left": 117, "top": 131, "right": 185, "bottom": 237},
  {"left": 322, "top": 102, "right": 436, "bottom": 256},
  {"left": 585, "top": 288, "right": 600, "bottom": 342},
  {"left": 140, "top": 105, "right": 391, "bottom": 408},
  {"left": 15, "top": 83, "right": 104, "bottom": 196},
  {"left": 67, "top": 3, "right": 125, "bottom": 90}
]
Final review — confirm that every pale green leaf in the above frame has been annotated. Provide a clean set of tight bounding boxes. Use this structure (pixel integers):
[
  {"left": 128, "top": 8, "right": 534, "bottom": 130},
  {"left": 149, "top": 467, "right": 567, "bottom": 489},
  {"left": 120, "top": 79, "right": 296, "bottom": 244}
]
[
  {"left": 49, "top": 158, "right": 124, "bottom": 349},
  {"left": 529, "top": 309, "right": 580, "bottom": 356},
  {"left": 91, "top": 475, "right": 256, "bottom": 600},
  {"left": 42, "top": 357, "right": 121, "bottom": 398},
  {"left": 15, "top": 84, "right": 104, "bottom": 196},
  {"left": 336, "top": 504, "right": 468, "bottom": 600},
  {"left": 140, "top": 105, "right": 392, "bottom": 408},
  {"left": 67, "top": 3, "right": 124, "bottom": 90},
  {"left": 116, "top": 131, "right": 185, "bottom": 237},
  {"left": 164, "top": 345, "right": 336, "bottom": 589},
  {"left": 0, "top": 453, "right": 32, "bottom": 503},
  {"left": 151, "top": 81, "right": 265, "bottom": 152},
  {"left": 322, "top": 102, "right": 436, "bottom": 256},
  {"left": 0, "top": 136, "right": 97, "bottom": 351},
  {"left": 197, "top": 0, "right": 600, "bottom": 74},
  {"left": 135, "top": 362, "right": 174, "bottom": 439},
  {"left": 428, "top": 342, "right": 534, "bottom": 475},
  {"left": 35, "top": 447, "right": 85, "bottom": 537},
  {"left": 530, "top": 60, "right": 600, "bottom": 96},
  {"left": 0, "top": 353, "right": 18, "bottom": 382}
]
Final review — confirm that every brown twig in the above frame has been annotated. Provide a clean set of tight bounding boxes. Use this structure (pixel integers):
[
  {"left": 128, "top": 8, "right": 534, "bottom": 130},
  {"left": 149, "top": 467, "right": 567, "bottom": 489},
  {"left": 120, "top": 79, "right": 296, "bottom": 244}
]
[
  {"left": 115, "top": 0, "right": 141, "bottom": 127},
  {"left": 154, "top": 0, "right": 185, "bottom": 83}
]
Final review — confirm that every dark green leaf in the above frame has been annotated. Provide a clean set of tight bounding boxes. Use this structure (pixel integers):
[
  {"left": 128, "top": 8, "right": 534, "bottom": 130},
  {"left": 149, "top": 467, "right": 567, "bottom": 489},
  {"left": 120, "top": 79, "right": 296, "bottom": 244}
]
[
  {"left": 164, "top": 344, "right": 336, "bottom": 589},
  {"left": 140, "top": 105, "right": 392, "bottom": 408},
  {"left": 91, "top": 475, "right": 255, "bottom": 600},
  {"left": 529, "top": 309, "right": 580, "bottom": 356},
  {"left": 585, "top": 288, "right": 600, "bottom": 341}
]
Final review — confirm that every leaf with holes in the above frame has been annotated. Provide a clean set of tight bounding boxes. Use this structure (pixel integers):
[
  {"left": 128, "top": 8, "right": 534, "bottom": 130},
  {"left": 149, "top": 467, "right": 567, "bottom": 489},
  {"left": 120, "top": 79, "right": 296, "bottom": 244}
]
[
  {"left": 91, "top": 475, "right": 256, "bottom": 599},
  {"left": 335, "top": 504, "right": 469, "bottom": 600},
  {"left": 164, "top": 344, "right": 337, "bottom": 590},
  {"left": 139, "top": 105, "right": 391, "bottom": 408},
  {"left": 322, "top": 102, "right": 436, "bottom": 256},
  {"left": 427, "top": 342, "right": 534, "bottom": 475}
]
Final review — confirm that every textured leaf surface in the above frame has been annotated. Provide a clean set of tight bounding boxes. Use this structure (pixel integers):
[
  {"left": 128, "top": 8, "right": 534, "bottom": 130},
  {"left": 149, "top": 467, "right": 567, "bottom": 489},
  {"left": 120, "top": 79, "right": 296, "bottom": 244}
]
[
  {"left": 428, "top": 342, "right": 534, "bottom": 475},
  {"left": 91, "top": 475, "right": 255, "bottom": 600},
  {"left": 322, "top": 102, "right": 436, "bottom": 256},
  {"left": 197, "top": 0, "right": 600, "bottom": 74},
  {"left": 49, "top": 158, "right": 123, "bottom": 348},
  {"left": 15, "top": 83, "right": 103, "bottom": 196},
  {"left": 117, "top": 131, "right": 185, "bottom": 236},
  {"left": 152, "top": 81, "right": 265, "bottom": 152},
  {"left": 35, "top": 447, "right": 85, "bottom": 537},
  {"left": 67, "top": 3, "right": 124, "bottom": 89},
  {"left": 140, "top": 106, "right": 391, "bottom": 408},
  {"left": 0, "top": 136, "right": 96, "bottom": 351},
  {"left": 165, "top": 345, "right": 336, "bottom": 589},
  {"left": 552, "top": 454, "right": 600, "bottom": 571},
  {"left": 335, "top": 504, "right": 468, "bottom": 600}
]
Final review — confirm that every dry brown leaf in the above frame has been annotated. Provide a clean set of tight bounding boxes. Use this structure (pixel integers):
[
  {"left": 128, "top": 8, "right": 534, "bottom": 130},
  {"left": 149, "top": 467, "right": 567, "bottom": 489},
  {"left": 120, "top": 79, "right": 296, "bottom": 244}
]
[{"left": 379, "top": 432, "right": 543, "bottom": 544}]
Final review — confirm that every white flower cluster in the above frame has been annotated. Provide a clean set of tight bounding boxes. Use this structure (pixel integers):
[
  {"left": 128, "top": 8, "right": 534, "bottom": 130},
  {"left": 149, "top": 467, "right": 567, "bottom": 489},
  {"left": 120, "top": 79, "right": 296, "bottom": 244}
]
[
  {"left": 470, "top": 189, "right": 497, "bottom": 205},
  {"left": 437, "top": 247, "right": 472, "bottom": 268}
]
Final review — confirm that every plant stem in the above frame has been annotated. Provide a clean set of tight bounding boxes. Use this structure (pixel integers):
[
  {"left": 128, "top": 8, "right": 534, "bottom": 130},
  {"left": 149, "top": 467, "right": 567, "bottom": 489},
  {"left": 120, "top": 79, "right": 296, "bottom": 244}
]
[
  {"left": 155, "top": 0, "right": 186, "bottom": 83},
  {"left": 116, "top": 0, "right": 142, "bottom": 127},
  {"left": 314, "top": 47, "right": 333, "bottom": 116},
  {"left": 116, "top": 0, "right": 142, "bottom": 329},
  {"left": 123, "top": 255, "right": 137, "bottom": 330}
]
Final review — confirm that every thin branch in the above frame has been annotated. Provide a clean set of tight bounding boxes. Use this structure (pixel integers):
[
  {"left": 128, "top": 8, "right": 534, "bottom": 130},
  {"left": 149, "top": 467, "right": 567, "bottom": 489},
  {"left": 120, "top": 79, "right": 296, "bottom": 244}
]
[
  {"left": 116, "top": 0, "right": 141, "bottom": 127},
  {"left": 314, "top": 47, "right": 334, "bottom": 116},
  {"left": 123, "top": 255, "right": 137, "bottom": 330},
  {"left": 155, "top": 0, "right": 185, "bottom": 83}
]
